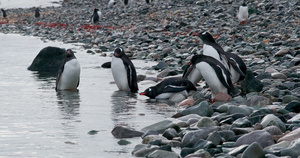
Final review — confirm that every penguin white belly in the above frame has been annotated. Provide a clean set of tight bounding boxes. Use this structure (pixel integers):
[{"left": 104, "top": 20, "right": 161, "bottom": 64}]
[
  {"left": 58, "top": 59, "right": 80, "bottom": 90},
  {"left": 187, "top": 68, "right": 203, "bottom": 85},
  {"left": 97, "top": 11, "right": 102, "bottom": 19},
  {"left": 203, "top": 45, "right": 228, "bottom": 69},
  {"left": 196, "top": 62, "right": 228, "bottom": 98},
  {"left": 155, "top": 93, "right": 174, "bottom": 100},
  {"left": 112, "top": 57, "right": 131, "bottom": 92},
  {"left": 238, "top": 6, "right": 248, "bottom": 22},
  {"left": 230, "top": 66, "right": 240, "bottom": 84}
]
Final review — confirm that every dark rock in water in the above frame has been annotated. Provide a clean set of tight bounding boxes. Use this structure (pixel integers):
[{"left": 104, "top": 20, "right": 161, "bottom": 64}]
[
  {"left": 141, "top": 120, "right": 180, "bottom": 134},
  {"left": 132, "top": 144, "right": 159, "bottom": 157},
  {"left": 147, "top": 150, "right": 180, "bottom": 158},
  {"left": 101, "top": 62, "right": 111, "bottom": 68},
  {"left": 141, "top": 130, "right": 159, "bottom": 139},
  {"left": 87, "top": 130, "right": 99, "bottom": 135},
  {"left": 242, "top": 70, "right": 263, "bottom": 93},
  {"left": 162, "top": 128, "right": 178, "bottom": 140},
  {"left": 27, "top": 46, "right": 66, "bottom": 76},
  {"left": 117, "top": 139, "right": 131, "bottom": 145},
  {"left": 111, "top": 126, "right": 144, "bottom": 138},
  {"left": 153, "top": 61, "right": 168, "bottom": 70},
  {"left": 285, "top": 101, "right": 300, "bottom": 113},
  {"left": 235, "top": 130, "right": 274, "bottom": 148}
]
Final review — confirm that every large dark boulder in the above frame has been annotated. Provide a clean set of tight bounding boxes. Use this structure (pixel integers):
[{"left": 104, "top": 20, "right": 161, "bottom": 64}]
[{"left": 28, "top": 46, "right": 66, "bottom": 76}]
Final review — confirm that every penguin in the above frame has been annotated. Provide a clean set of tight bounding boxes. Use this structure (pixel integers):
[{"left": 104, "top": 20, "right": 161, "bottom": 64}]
[
  {"left": 183, "top": 54, "right": 236, "bottom": 101},
  {"left": 35, "top": 8, "right": 40, "bottom": 18},
  {"left": 145, "top": 0, "right": 154, "bottom": 4},
  {"left": 111, "top": 47, "right": 138, "bottom": 93},
  {"left": 56, "top": 49, "right": 81, "bottom": 91},
  {"left": 1, "top": 9, "right": 7, "bottom": 18},
  {"left": 140, "top": 77, "right": 197, "bottom": 99},
  {"left": 192, "top": 31, "right": 247, "bottom": 83},
  {"left": 91, "top": 8, "right": 102, "bottom": 23},
  {"left": 124, "top": 0, "right": 129, "bottom": 6},
  {"left": 108, "top": 0, "right": 117, "bottom": 8},
  {"left": 237, "top": 1, "right": 248, "bottom": 24}
]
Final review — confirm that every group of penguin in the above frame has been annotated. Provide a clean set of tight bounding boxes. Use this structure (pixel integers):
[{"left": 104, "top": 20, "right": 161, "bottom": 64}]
[{"left": 56, "top": 31, "right": 247, "bottom": 103}]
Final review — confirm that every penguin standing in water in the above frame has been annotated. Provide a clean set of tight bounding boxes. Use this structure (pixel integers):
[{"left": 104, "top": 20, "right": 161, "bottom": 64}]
[
  {"left": 111, "top": 48, "right": 138, "bottom": 93},
  {"left": 183, "top": 54, "right": 236, "bottom": 101},
  {"left": 56, "top": 49, "right": 81, "bottom": 91},
  {"left": 192, "top": 31, "right": 247, "bottom": 83},
  {"left": 35, "top": 8, "right": 40, "bottom": 18},
  {"left": 91, "top": 8, "right": 102, "bottom": 23},
  {"left": 237, "top": 1, "right": 249, "bottom": 24},
  {"left": 140, "top": 77, "right": 196, "bottom": 99}
]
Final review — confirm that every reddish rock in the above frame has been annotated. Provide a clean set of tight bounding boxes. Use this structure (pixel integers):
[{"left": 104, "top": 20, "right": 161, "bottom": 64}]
[
  {"left": 215, "top": 93, "right": 232, "bottom": 102},
  {"left": 278, "top": 128, "right": 300, "bottom": 142},
  {"left": 178, "top": 98, "right": 195, "bottom": 106}
]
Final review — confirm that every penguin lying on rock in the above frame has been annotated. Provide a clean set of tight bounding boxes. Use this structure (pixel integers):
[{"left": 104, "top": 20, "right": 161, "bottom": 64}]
[
  {"left": 111, "top": 47, "right": 138, "bottom": 93},
  {"left": 56, "top": 49, "right": 81, "bottom": 91},
  {"left": 140, "top": 77, "right": 196, "bottom": 99}
]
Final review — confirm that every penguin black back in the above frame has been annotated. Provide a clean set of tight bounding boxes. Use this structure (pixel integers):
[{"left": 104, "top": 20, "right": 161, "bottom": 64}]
[
  {"left": 92, "top": 8, "right": 99, "bottom": 23},
  {"left": 1, "top": 9, "right": 7, "bottom": 18},
  {"left": 35, "top": 8, "right": 40, "bottom": 18}
]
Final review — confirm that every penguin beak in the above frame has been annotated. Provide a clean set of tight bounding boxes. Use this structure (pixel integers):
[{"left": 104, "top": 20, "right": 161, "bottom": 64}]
[
  {"left": 190, "top": 32, "right": 199, "bottom": 36},
  {"left": 140, "top": 92, "right": 147, "bottom": 95}
]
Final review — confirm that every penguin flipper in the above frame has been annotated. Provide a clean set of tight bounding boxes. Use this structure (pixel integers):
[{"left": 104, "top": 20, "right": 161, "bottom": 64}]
[
  {"left": 163, "top": 85, "right": 187, "bottom": 93},
  {"left": 124, "top": 62, "right": 138, "bottom": 92},
  {"left": 228, "top": 59, "right": 245, "bottom": 77},
  {"left": 212, "top": 64, "right": 232, "bottom": 91},
  {"left": 55, "top": 64, "right": 65, "bottom": 91},
  {"left": 182, "top": 63, "right": 193, "bottom": 78}
]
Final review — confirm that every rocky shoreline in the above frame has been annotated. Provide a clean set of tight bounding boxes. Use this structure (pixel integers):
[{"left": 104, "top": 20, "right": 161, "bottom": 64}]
[{"left": 1, "top": 0, "right": 300, "bottom": 157}]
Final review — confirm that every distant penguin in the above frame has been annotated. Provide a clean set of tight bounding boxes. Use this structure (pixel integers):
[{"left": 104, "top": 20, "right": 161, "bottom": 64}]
[
  {"left": 111, "top": 47, "right": 138, "bottom": 93},
  {"left": 91, "top": 8, "right": 102, "bottom": 23},
  {"left": 108, "top": 0, "right": 117, "bottom": 8},
  {"left": 140, "top": 77, "right": 196, "bottom": 99},
  {"left": 193, "top": 31, "right": 247, "bottom": 83},
  {"left": 35, "top": 8, "right": 40, "bottom": 18},
  {"left": 237, "top": 1, "right": 248, "bottom": 24},
  {"left": 124, "top": 0, "right": 129, "bottom": 6},
  {"left": 145, "top": 0, "right": 154, "bottom": 4},
  {"left": 1, "top": 9, "right": 7, "bottom": 18},
  {"left": 56, "top": 49, "right": 81, "bottom": 91},
  {"left": 183, "top": 54, "right": 236, "bottom": 101}
]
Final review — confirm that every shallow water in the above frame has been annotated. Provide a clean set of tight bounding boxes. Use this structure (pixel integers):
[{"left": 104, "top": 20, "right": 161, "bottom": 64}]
[
  {"left": 0, "top": 33, "right": 177, "bottom": 157},
  {"left": 0, "top": 0, "right": 62, "bottom": 9}
]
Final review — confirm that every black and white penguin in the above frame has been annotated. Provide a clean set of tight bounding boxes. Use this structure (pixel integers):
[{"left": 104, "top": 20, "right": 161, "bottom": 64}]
[
  {"left": 111, "top": 47, "right": 138, "bottom": 93},
  {"left": 56, "top": 49, "right": 81, "bottom": 91},
  {"left": 108, "top": 0, "right": 117, "bottom": 8},
  {"left": 35, "top": 8, "right": 40, "bottom": 18},
  {"left": 140, "top": 77, "right": 197, "bottom": 99},
  {"left": 145, "top": 0, "right": 154, "bottom": 4},
  {"left": 91, "top": 8, "right": 102, "bottom": 23},
  {"left": 183, "top": 54, "right": 236, "bottom": 101},
  {"left": 124, "top": 0, "right": 130, "bottom": 6},
  {"left": 237, "top": 1, "right": 248, "bottom": 24},
  {"left": 1, "top": 9, "right": 7, "bottom": 18},
  {"left": 193, "top": 31, "right": 247, "bottom": 83}
]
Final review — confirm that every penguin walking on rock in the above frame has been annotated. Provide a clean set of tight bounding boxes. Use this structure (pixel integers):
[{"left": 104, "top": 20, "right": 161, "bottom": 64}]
[
  {"left": 35, "top": 8, "right": 40, "bottom": 18},
  {"left": 237, "top": 1, "right": 248, "bottom": 24},
  {"left": 56, "top": 49, "right": 81, "bottom": 91},
  {"left": 183, "top": 54, "right": 238, "bottom": 101},
  {"left": 1, "top": 9, "right": 7, "bottom": 18},
  {"left": 192, "top": 31, "right": 247, "bottom": 84},
  {"left": 111, "top": 48, "right": 138, "bottom": 93},
  {"left": 91, "top": 8, "right": 102, "bottom": 23},
  {"left": 140, "top": 77, "right": 196, "bottom": 99}
]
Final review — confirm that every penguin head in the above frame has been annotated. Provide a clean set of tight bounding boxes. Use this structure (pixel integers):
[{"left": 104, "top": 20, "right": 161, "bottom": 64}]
[
  {"left": 94, "top": 8, "right": 99, "bottom": 12},
  {"left": 242, "top": 1, "right": 247, "bottom": 6},
  {"left": 66, "top": 49, "right": 76, "bottom": 58},
  {"left": 140, "top": 87, "right": 156, "bottom": 99},
  {"left": 113, "top": 48, "right": 125, "bottom": 58},
  {"left": 198, "top": 32, "right": 216, "bottom": 44}
]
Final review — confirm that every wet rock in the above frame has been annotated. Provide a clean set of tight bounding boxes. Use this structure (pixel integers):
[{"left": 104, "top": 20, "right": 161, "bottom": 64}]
[
  {"left": 263, "top": 125, "right": 283, "bottom": 136},
  {"left": 287, "top": 113, "right": 300, "bottom": 124},
  {"left": 282, "top": 95, "right": 300, "bottom": 104},
  {"left": 218, "top": 130, "right": 235, "bottom": 141},
  {"left": 162, "top": 128, "right": 178, "bottom": 140},
  {"left": 147, "top": 150, "right": 180, "bottom": 158},
  {"left": 215, "top": 92, "right": 232, "bottom": 102},
  {"left": 141, "top": 130, "right": 159, "bottom": 139},
  {"left": 206, "top": 131, "right": 223, "bottom": 146},
  {"left": 230, "top": 118, "right": 252, "bottom": 130},
  {"left": 117, "top": 139, "right": 131, "bottom": 145},
  {"left": 227, "top": 105, "right": 253, "bottom": 116},
  {"left": 235, "top": 130, "right": 274, "bottom": 148},
  {"left": 178, "top": 98, "right": 195, "bottom": 106},
  {"left": 285, "top": 101, "right": 300, "bottom": 113},
  {"left": 181, "top": 127, "right": 219, "bottom": 148},
  {"left": 132, "top": 144, "right": 159, "bottom": 157},
  {"left": 111, "top": 126, "right": 144, "bottom": 138},
  {"left": 271, "top": 72, "right": 287, "bottom": 79},
  {"left": 274, "top": 48, "right": 290, "bottom": 57},
  {"left": 142, "top": 135, "right": 168, "bottom": 144},
  {"left": 241, "top": 142, "right": 265, "bottom": 158},
  {"left": 141, "top": 120, "right": 180, "bottom": 134},
  {"left": 196, "top": 117, "right": 217, "bottom": 128},
  {"left": 153, "top": 61, "right": 168, "bottom": 70},
  {"left": 169, "top": 91, "right": 188, "bottom": 103},
  {"left": 242, "top": 70, "right": 263, "bottom": 93},
  {"left": 228, "top": 145, "right": 248, "bottom": 157},
  {"left": 184, "top": 149, "right": 212, "bottom": 158},
  {"left": 260, "top": 114, "right": 286, "bottom": 133},
  {"left": 181, "top": 101, "right": 214, "bottom": 117},
  {"left": 280, "top": 138, "right": 300, "bottom": 158},
  {"left": 157, "top": 69, "right": 178, "bottom": 78},
  {"left": 101, "top": 61, "right": 111, "bottom": 68},
  {"left": 27, "top": 46, "right": 66, "bottom": 76}
]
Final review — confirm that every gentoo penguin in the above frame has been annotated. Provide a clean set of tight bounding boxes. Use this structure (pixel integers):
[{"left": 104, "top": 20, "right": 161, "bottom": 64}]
[
  {"left": 237, "top": 1, "right": 248, "bottom": 24},
  {"left": 183, "top": 54, "right": 236, "bottom": 101},
  {"left": 35, "top": 8, "right": 40, "bottom": 18},
  {"left": 111, "top": 47, "right": 138, "bottom": 93},
  {"left": 56, "top": 49, "right": 81, "bottom": 91},
  {"left": 145, "top": 0, "right": 154, "bottom": 4},
  {"left": 1, "top": 9, "right": 7, "bottom": 18},
  {"left": 140, "top": 77, "right": 196, "bottom": 99},
  {"left": 193, "top": 31, "right": 247, "bottom": 83},
  {"left": 91, "top": 8, "right": 102, "bottom": 23},
  {"left": 108, "top": 0, "right": 117, "bottom": 8}
]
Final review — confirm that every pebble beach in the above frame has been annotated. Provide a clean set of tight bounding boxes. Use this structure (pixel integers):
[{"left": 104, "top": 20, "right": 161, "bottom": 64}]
[{"left": 1, "top": 0, "right": 300, "bottom": 157}]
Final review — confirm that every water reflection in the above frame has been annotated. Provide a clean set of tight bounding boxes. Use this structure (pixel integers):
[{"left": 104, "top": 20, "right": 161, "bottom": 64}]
[
  {"left": 56, "top": 90, "right": 81, "bottom": 117},
  {"left": 110, "top": 91, "right": 137, "bottom": 124}
]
